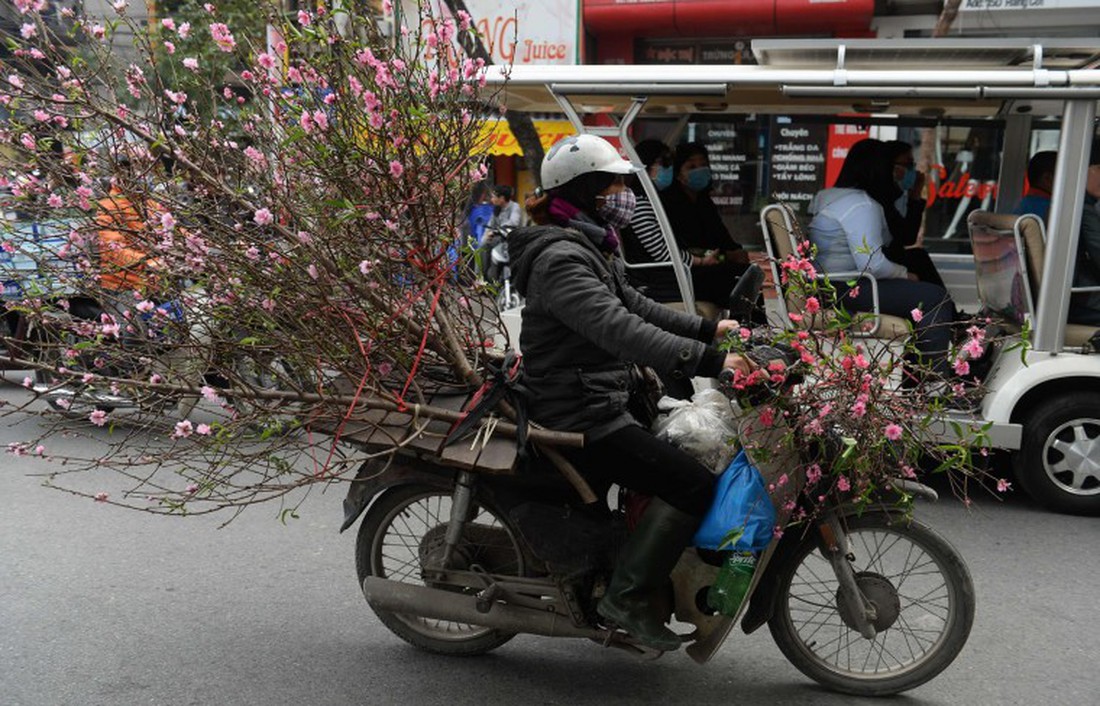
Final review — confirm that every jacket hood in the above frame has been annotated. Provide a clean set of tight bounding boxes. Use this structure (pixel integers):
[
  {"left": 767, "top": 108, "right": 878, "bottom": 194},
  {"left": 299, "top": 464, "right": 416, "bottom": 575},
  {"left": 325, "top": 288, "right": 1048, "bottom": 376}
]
[{"left": 509, "top": 223, "right": 607, "bottom": 297}]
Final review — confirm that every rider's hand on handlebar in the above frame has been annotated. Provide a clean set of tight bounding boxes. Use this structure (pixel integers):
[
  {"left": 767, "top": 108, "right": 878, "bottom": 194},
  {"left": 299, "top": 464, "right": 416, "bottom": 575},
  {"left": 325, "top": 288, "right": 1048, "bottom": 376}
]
[
  {"left": 714, "top": 319, "right": 744, "bottom": 342},
  {"left": 722, "top": 352, "right": 755, "bottom": 376}
]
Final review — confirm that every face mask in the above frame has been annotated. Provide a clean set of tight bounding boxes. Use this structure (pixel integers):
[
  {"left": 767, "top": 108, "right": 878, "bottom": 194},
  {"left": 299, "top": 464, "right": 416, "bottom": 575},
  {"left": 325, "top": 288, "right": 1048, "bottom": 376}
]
[
  {"left": 685, "top": 166, "right": 712, "bottom": 192},
  {"left": 596, "top": 189, "right": 636, "bottom": 229},
  {"left": 654, "top": 165, "right": 673, "bottom": 191},
  {"left": 898, "top": 167, "right": 917, "bottom": 192}
]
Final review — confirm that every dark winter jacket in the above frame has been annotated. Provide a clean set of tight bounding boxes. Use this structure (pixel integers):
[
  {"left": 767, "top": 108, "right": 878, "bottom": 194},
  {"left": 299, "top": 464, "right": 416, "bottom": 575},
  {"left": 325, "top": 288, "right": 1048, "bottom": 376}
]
[{"left": 509, "top": 219, "right": 726, "bottom": 439}]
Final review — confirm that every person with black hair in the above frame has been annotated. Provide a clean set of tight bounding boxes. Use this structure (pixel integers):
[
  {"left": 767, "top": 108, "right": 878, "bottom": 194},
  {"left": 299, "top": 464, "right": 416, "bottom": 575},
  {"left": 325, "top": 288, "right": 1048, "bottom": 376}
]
[
  {"left": 878, "top": 140, "right": 944, "bottom": 287},
  {"left": 476, "top": 184, "right": 522, "bottom": 283},
  {"left": 509, "top": 135, "right": 753, "bottom": 652},
  {"left": 621, "top": 139, "right": 747, "bottom": 306},
  {"left": 808, "top": 138, "right": 956, "bottom": 376},
  {"left": 659, "top": 142, "right": 750, "bottom": 265},
  {"left": 1015, "top": 150, "right": 1057, "bottom": 222},
  {"left": 1070, "top": 141, "right": 1100, "bottom": 326}
]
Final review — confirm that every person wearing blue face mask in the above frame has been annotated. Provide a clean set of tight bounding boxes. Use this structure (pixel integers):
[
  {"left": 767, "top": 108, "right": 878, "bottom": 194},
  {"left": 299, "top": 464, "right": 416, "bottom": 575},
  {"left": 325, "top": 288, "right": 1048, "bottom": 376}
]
[
  {"left": 879, "top": 140, "right": 944, "bottom": 288},
  {"left": 621, "top": 140, "right": 750, "bottom": 314},
  {"left": 660, "top": 142, "right": 751, "bottom": 269}
]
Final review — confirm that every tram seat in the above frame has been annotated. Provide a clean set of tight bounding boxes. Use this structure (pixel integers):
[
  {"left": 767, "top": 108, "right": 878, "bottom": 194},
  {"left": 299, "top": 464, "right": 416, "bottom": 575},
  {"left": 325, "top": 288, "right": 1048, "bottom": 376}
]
[
  {"left": 618, "top": 242, "right": 722, "bottom": 319},
  {"left": 967, "top": 210, "right": 1098, "bottom": 347},
  {"left": 759, "top": 203, "right": 909, "bottom": 339}
]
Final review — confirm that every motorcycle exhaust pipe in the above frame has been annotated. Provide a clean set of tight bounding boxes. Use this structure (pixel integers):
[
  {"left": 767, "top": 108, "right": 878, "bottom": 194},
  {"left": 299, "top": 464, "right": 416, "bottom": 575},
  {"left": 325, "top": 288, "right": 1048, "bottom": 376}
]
[
  {"left": 33, "top": 385, "right": 138, "bottom": 409},
  {"left": 362, "top": 577, "right": 606, "bottom": 640}
]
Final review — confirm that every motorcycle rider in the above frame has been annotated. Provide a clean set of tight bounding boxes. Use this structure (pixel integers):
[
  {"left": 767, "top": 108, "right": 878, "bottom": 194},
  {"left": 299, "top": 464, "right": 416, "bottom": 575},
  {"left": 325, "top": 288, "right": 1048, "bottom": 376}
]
[
  {"left": 508, "top": 135, "right": 754, "bottom": 651},
  {"left": 476, "top": 184, "right": 522, "bottom": 284}
]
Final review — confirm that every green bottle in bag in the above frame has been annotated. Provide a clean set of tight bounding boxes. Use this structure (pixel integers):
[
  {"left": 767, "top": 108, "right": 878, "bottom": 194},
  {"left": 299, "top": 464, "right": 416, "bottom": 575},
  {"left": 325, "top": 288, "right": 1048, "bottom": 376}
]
[{"left": 707, "top": 552, "right": 756, "bottom": 617}]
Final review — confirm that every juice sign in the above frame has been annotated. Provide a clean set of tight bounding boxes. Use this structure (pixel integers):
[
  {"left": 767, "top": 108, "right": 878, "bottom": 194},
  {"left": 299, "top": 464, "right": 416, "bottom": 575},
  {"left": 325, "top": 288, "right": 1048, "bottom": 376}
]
[{"left": 400, "top": 1, "right": 579, "bottom": 66}]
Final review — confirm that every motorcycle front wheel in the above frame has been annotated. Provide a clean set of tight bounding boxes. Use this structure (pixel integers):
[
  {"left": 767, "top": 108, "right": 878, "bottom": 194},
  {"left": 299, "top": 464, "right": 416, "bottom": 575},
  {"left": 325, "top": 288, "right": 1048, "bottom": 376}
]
[
  {"left": 355, "top": 484, "right": 525, "bottom": 656},
  {"left": 768, "top": 513, "right": 975, "bottom": 696}
]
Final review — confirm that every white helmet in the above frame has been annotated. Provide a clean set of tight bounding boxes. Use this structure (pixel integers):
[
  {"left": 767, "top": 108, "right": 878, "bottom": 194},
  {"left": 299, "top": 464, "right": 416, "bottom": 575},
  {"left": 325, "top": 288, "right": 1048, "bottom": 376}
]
[{"left": 541, "top": 134, "right": 637, "bottom": 189}]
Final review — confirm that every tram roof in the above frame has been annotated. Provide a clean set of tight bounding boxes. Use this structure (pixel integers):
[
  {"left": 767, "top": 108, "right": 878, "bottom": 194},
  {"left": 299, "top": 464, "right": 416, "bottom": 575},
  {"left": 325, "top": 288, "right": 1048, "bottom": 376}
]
[{"left": 481, "top": 38, "right": 1100, "bottom": 119}]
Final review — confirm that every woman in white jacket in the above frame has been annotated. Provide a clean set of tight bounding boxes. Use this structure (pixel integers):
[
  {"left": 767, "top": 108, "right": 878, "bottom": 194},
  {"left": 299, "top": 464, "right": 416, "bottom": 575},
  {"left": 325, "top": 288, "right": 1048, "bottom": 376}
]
[{"left": 808, "top": 139, "right": 956, "bottom": 377}]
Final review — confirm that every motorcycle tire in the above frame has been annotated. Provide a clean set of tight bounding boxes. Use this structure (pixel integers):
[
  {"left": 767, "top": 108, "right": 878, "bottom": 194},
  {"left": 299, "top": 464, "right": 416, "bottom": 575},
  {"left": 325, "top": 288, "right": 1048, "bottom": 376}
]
[
  {"left": 768, "top": 513, "right": 975, "bottom": 696},
  {"left": 355, "top": 484, "right": 524, "bottom": 656}
]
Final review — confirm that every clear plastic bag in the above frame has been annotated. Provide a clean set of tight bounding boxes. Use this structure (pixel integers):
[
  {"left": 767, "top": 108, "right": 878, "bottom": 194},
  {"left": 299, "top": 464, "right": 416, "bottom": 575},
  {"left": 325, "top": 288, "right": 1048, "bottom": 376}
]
[{"left": 653, "top": 388, "right": 739, "bottom": 471}]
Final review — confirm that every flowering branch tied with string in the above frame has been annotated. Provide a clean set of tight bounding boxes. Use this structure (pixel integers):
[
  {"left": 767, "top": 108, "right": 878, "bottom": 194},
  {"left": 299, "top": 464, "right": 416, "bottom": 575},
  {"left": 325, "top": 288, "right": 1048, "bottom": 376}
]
[{"left": 0, "top": 1, "right": 522, "bottom": 518}]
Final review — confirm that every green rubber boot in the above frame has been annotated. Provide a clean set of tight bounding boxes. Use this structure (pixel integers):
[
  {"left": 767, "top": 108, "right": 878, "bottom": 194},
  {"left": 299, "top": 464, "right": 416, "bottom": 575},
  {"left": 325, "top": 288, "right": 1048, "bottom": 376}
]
[{"left": 597, "top": 497, "right": 699, "bottom": 652}]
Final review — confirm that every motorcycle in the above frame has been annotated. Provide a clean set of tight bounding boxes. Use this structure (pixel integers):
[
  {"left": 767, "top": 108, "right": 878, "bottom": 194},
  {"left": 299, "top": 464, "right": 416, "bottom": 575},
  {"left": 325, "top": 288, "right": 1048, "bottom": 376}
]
[
  {"left": 481, "top": 225, "right": 521, "bottom": 311},
  {"left": 339, "top": 270, "right": 975, "bottom": 696},
  {"left": 24, "top": 286, "right": 306, "bottom": 426}
]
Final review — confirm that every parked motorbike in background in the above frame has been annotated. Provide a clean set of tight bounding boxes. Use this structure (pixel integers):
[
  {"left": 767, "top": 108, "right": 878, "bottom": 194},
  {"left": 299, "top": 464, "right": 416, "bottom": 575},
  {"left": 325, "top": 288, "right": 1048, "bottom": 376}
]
[{"left": 340, "top": 270, "right": 976, "bottom": 696}]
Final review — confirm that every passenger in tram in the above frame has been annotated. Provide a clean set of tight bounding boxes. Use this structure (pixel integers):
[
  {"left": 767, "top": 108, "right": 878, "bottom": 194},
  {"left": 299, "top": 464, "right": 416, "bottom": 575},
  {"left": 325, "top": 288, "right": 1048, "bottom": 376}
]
[
  {"left": 879, "top": 140, "right": 945, "bottom": 288},
  {"left": 808, "top": 138, "right": 956, "bottom": 376},
  {"left": 621, "top": 140, "right": 747, "bottom": 307},
  {"left": 659, "top": 142, "right": 751, "bottom": 267},
  {"left": 1014, "top": 150, "right": 1057, "bottom": 222},
  {"left": 1069, "top": 141, "right": 1100, "bottom": 327}
]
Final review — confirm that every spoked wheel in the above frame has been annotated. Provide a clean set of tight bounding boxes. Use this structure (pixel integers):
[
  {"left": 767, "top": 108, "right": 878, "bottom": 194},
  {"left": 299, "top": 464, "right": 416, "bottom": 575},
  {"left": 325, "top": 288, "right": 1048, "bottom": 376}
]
[
  {"left": 355, "top": 484, "right": 525, "bottom": 655},
  {"left": 769, "top": 513, "right": 975, "bottom": 696}
]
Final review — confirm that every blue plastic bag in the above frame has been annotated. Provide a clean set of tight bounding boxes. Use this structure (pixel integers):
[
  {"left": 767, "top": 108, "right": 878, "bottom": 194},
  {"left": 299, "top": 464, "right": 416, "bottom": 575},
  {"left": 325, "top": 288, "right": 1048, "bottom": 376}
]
[{"left": 693, "top": 449, "right": 777, "bottom": 551}]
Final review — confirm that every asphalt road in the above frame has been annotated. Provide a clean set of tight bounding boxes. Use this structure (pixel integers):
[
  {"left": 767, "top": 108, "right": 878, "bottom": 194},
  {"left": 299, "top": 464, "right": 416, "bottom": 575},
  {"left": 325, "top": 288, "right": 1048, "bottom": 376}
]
[{"left": 1, "top": 374, "right": 1098, "bottom": 706}]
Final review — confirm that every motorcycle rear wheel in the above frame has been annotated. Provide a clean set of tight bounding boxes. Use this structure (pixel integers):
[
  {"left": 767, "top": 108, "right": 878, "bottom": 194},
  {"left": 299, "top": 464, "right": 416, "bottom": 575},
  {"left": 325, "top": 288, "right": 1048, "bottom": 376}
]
[
  {"left": 355, "top": 484, "right": 524, "bottom": 656},
  {"left": 768, "top": 513, "right": 974, "bottom": 696}
]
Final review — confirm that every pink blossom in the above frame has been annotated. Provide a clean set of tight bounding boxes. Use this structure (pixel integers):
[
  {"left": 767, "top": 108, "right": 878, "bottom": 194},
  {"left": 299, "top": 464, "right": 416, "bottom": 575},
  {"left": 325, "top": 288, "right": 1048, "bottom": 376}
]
[
  {"left": 149, "top": 373, "right": 163, "bottom": 384},
  {"left": 358, "top": 259, "right": 374, "bottom": 275},
  {"left": 201, "top": 385, "right": 221, "bottom": 404},
  {"left": 954, "top": 358, "right": 970, "bottom": 376},
  {"left": 996, "top": 478, "right": 1012, "bottom": 493},
  {"left": 186, "top": 483, "right": 200, "bottom": 493},
  {"left": 8, "top": 73, "right": 25, "bottom": 90},
  {"left": 299, "top": 111, "right": 314, "bottom": 133},
  {"left": 94, "top": 492, "right": 109, "bottom": 502},
  {"left": 89, "top": 409, "right": 108, "bottom": 427},
  {"left": 160, "top": 212, "right": 176, "bottom": 232},
  {"left": 837, "top": 475, "right": 851, "bottom": 492},
  {"left": 257, "top": 52, "right": 276, "bottom": 69},
  {"left": 15, "top": 0, "right": 48, "bottom": 15},
  {"left": 297, "top": 9, "right": 312, "bottom": 26},
  {"left": 161, "top": 17, "right": 176, "bottom": 31},
  {"left": 20, "top": 23, "right": 37, "bottom": 39},
  {"left": 35, "top": 445, "right": 45, "bottom": 456},
  {"left": 804, "top": 296, "right": 820, "bottom": 314},
  {"left": 297, "top": 231, "right": 313, "bottom": 244},
  {"left": 173, "top": 420, "right": 193, "bottom": 438},
  {"left": 312, "top": 110, "right": 328, "bottom": 131},
  {"left": 164, "top": 40, "right": 175, "bottom": 54},
  {"left": 253, "top": 208, "right": 274, "bottom": 226},
  {"left": 389, "top": 160, "right": 404, "bottom": 178},
  {"left": 178, "top": 22, "right": 191, "bottom": 38},
  {"left": 963, "top": 338, "right": 984, "bottom": 359},
  {"left": 91, "top": 24, "right": 106, "bottom": 40},
  {"left": 47, "top": 193, "right": 63, "bottom": 208},
  {"left": 196, "top": 424, "right": 212, "bottom": 436},
  {"left": 788, "top": 312, "right": 803, "bottom": 323},
  {"left": 884, "top": 423, "right": 903, "bottom": 441},
  {"left": 806, "top": 464, "right": 822, "bottom": 485},
  {"left": 22, "top": 376, "right": 32, "bottom": 388},
  {"left": 20, "top": 133, "right": 36, "bottom": 150},
  {"left": 759, "top": 407, "right": 775, "bottom": 428},
  {"left": 183, "top": 57, "right": 199, "bottom": 71},
  {"left": 910, "top": 307, "right": 923, "bottom": 323},
  {"left": 111, "top": 0, "right": 126, "bottom": 12},
  {"left": 209, "top": 22, "right": 236, "bottom": 52},
  {"left": 307, "top": 264, "right": 318, "bottom": 279}
]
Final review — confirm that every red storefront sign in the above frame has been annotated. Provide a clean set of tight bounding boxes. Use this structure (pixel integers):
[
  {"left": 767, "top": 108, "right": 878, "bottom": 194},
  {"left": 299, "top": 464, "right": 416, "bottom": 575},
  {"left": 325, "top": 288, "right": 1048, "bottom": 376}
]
[{"left": 584, "top": 0, "right": 874, "bottom": 36}]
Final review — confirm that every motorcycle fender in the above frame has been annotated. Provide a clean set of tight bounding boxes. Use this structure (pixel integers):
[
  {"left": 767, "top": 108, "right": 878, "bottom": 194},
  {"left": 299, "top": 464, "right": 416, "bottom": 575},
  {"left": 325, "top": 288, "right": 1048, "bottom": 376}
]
[{"left": 338, "top": 456, "right": 455, "bottom": 533}]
